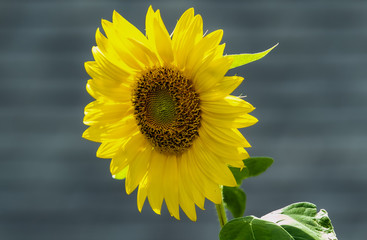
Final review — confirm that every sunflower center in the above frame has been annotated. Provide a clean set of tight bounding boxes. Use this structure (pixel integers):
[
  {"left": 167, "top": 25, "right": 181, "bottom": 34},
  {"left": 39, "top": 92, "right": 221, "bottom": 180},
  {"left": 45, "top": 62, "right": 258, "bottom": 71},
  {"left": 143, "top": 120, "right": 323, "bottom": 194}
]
[
  {"left": 147, "top": 89, "right": 176, "bottom": 126},
  {"left": 132, "top": 67, "right": 201, "bottom": 154}
]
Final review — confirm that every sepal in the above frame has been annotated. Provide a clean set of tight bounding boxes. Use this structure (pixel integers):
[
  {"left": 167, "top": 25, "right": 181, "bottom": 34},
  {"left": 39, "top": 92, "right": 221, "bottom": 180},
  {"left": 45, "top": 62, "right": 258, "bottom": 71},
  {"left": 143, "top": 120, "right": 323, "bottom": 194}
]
[{"left": 227, "top": 43, "right": 278, "bottom": 69}]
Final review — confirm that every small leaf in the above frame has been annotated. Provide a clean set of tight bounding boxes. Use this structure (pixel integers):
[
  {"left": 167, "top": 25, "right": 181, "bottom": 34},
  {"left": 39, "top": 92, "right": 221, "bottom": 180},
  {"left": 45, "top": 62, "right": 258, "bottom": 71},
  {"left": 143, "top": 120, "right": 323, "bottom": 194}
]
[
  {"left": 261, "top": 202, "right": 338, "bottom": 240},
  {"left": 229, "top": 167, "right": 248, "bottom": 185},
  {"left": 230, "top": 157, "right": 274, "bottom": 185},
  {"left": 223, "top": 186, "right": 247, "bottom": 218},
  {"left": 244, "top": 157, "right": 274, "bottom": 178},
  {"left": 227, "top": 43, "right": 278, "bottom": 69},
  {"left": 220, "top": 216, "right": 294, "bottom": 240}
]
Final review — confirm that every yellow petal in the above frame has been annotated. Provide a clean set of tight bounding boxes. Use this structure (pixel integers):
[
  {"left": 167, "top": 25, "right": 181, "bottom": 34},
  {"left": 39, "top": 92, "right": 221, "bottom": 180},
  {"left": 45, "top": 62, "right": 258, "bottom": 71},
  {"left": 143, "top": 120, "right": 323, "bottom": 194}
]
[
  {"left": 152, "top": 13, "right": 174, "bottom": 64},
  {"left": 145, "top": 7, "right": 159, "bottom": 57},
  {"left": 125, "top": 146, "right": 152, "bottom": 194},
  {"left": 201, "top": 95, "right": 255, "bottom": 118},
  {"left": 198, "top": 76, "right": 244, "bottom": 102},
  {"left": 201, "top": 121, "right": 251, "bottom": 147},
  {"left": 193, "top": 56, "right": 232, "bottom": 93},
  {"left": 147, "top": 151, "right": 166, "bottom": 215},
  {"left": 86, "top": 79, "right": 131, "bottom": 102},
  {"left": 172, "top": 8, "right": 195, "bottom": 65},
  {"left": 215, "top": 76, "right": 244, "bottom": 96},
  {"left": 83, "top": 100, "right": 131, "bottom": 126},
  {"left": 173, "top": 15, "right": 203, "bottom": 70},
  {"left": 112, "top": 10, "right": 149, "bottom": 46},
  {"left": 145, "top": 6, "right": 156, "bottom": 40},
  {"left": 202, "top": 111, "right": 258, "bottom": 129},
  {"left": 192, "top": 138, "right": 237, "bottom": 187},
  {"left": 215, "top": 43, "right": 226, "bottom": 59},
  {"left": 97, "top": 141, "right": 123, "bottom": 159},
  {"left": 82, "top": 114, "right": 137, "bottom": 142},
  {"left": 178, "top": 153, "right": 206, "bottom": 210},
  {"left": 101, "top": 19, "right": 145, "bottom": 70},
  {"left": 94, "top": 28, "right": 111, "bottom": 58},
  {"left": 199, "top": 127, "right": 248, "bottom": 162},
  {"left": 137, "top": 173, "right": 149, "bottom": 212},
  {"left": 92, "top": 46, "right": 131, "bottom": 80},
  {"left": 127, "top": 38, "right": 160, "bottom": 68},
  {"left": 189, "top": 164, "right": 222, "bottom": 204},
  {"left": 185, "top": 29, "right": 223, "bottom": 74},
  {"left": 163, "top": 155, "right": 180, "bottom": 219},
  {"left": 110, "top": 132, "right": 146, "bottom": 175},
  {"left": 179, "top": 152, "right": 210, "bottom": 210},
  {"left": 85, "top": 61, "right": 129, "bottom": 87},
  {"left": 172, "top": 8, "right": 195, "bottom": 45},
  {"left": 178, "top": 170, "right": 197, "bottom": 221},
  {"left": 226, "top": 154, "right": 247, "bottom": 168},
  {"left": 112, "top": 166, "right": 129, "bottom": 180},
  {"left": 94, "top": 28, "right": 135, "bottom": 75}
]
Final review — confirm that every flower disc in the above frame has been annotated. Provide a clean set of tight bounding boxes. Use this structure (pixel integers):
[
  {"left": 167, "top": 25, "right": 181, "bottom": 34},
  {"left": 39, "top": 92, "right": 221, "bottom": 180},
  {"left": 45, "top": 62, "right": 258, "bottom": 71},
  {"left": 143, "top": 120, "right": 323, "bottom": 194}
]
[{"left": 132, "top": 67, "right": 201, "bottom": 154}]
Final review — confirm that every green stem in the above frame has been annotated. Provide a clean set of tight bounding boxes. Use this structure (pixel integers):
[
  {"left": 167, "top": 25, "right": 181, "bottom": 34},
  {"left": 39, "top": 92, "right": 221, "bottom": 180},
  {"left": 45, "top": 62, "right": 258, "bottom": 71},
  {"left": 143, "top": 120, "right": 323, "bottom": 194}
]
[{"left": 215, "top": 188, "right": 228, "bottom": 228}]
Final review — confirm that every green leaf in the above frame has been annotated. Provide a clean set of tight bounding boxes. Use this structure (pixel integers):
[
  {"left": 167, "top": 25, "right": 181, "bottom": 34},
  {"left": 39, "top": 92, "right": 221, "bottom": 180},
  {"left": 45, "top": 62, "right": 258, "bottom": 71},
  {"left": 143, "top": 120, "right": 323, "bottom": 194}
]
[
  {"left": 223, "top": 186, "right": 247, "bottom": 218},
  {"left": 261, "top": 202, "right": 338, "bottom": 240},
  {"left": 220, "top": 216, "right": 294, "bottom": 240},
  {"left": 229, "top": 167, "right": 248, "bottom": 186},
  {"left": 230, "top": 157, "right": 274, "bottom": 185},
  {"left": 244, "top": 157, "right": 274, "bottom": 178},
  {"left": 227, "top": 43, "right": 278, "bottom": 69}
]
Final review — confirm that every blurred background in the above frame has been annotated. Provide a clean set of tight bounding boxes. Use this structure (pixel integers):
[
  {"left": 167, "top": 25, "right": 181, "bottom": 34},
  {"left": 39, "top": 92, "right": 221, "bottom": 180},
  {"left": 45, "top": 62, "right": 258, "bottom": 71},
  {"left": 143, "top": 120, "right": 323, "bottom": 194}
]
[{"left": 1, "top": 0, "right": 366, "bottom": 239}]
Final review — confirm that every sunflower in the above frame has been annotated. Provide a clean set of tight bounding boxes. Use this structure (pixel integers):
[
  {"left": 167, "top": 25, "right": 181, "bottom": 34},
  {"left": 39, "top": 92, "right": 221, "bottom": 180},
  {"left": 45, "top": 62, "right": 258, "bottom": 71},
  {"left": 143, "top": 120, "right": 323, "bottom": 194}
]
[{"left": 83, "top": 6, "right": 263, "bottom": 221}]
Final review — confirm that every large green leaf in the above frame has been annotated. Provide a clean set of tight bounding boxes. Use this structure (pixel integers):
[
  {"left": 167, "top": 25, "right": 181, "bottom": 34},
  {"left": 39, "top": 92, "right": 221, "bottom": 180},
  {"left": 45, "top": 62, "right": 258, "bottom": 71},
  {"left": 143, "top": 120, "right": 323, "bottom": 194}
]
[
  {"left": 227, "top": 43, "right": 278, "bottom": 69},
  {"left": 230, "top": 157, "right": 274, "bottom": 185},
  {"left": 220, "top": 216, "right": 294, "bottom": 240},
  {"left": 261, "top": 202, "right": 338, "bottom": 240},
  {"left": 223, "top": 186, "right": 247, "bottom": 218}
]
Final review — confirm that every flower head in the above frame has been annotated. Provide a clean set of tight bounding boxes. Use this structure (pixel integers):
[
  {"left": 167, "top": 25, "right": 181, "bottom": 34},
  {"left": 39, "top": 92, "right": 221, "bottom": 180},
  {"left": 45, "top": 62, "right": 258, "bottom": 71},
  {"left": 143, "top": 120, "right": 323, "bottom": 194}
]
[{"left": 83, "top": 6, "right": 261, "bottom": 221}]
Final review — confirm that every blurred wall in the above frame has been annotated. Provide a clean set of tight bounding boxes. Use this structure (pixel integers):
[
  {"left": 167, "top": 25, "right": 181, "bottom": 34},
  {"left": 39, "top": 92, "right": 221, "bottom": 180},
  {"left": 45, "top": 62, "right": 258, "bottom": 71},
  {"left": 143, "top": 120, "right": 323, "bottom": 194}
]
[{"left": 1, "top": 0, "right": 366, "bottom": 239}]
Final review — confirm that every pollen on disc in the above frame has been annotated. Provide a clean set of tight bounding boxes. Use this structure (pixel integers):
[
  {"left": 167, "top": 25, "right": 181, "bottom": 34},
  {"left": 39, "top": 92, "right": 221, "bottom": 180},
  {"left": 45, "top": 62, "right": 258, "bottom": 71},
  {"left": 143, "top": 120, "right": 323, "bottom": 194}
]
[{"left": 132, "top": 67, "right": 201, "bottom": 154}]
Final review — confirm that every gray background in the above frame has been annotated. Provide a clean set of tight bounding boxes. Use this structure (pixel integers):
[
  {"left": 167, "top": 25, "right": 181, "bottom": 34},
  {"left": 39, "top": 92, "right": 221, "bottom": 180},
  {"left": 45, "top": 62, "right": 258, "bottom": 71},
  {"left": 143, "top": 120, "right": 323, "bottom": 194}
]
[{"left": 1, "top": 0, "right": 366, "bottom": 239}]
